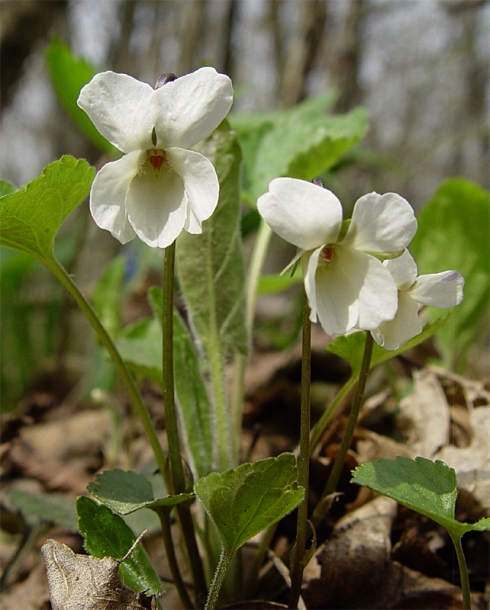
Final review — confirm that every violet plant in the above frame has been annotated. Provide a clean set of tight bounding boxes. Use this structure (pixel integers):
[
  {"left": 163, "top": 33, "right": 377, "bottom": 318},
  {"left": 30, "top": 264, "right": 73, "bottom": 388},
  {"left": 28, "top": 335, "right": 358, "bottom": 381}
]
[{"left": 1, "top": 46, "right": 488, "bottom": 610}]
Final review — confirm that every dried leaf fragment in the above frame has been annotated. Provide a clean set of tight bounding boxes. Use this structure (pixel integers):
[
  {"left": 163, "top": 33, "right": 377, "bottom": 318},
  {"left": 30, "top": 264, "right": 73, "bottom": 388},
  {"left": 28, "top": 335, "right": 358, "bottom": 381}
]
[{"left": 41, "top": 539, "right": 151, "bottom": 610}]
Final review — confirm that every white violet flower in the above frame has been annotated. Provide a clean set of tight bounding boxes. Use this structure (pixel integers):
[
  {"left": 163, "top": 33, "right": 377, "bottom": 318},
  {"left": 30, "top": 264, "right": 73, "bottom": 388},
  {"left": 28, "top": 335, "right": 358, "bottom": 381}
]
[
  {"left": 371, "top": 249, "right": 464, "bottom": 350},
  {"left": 257, "top": 178, "right": 418, "bottom": 336},
  {"left": 77, "top": 67, "right": 233, "bottom": 247}
]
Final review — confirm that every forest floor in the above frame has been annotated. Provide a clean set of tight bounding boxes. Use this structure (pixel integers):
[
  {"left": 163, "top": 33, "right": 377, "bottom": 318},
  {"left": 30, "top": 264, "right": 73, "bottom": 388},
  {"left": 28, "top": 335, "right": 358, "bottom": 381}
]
[{"left": 1, "top": 323, "right": 489, "bottom": 609}]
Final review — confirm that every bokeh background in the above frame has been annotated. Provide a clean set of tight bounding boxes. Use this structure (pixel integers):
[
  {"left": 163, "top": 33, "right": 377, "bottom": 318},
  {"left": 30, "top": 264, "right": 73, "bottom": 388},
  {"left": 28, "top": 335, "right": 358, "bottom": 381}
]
[
  {"left": 1, "top": 0, "right": 489, "bottom": 204},
  {"left": 1, "top": 0, "right": 489, "bottom": 408}
]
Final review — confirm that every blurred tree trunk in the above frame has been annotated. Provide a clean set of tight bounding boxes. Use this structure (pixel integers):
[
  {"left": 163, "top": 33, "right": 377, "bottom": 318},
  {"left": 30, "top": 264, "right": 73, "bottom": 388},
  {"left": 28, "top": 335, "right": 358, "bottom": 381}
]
[
  {"left": 280, "top": 0, "right": 328, "bottom": 107},
  {"left": 179, "top": 0, "right": 207, "bottom": 74},
  {"left": 1, "top": 0, "right": 67, "bottom": 107},
  {"left": 330, "top": 0, "right": 365, "bottom": 113}
]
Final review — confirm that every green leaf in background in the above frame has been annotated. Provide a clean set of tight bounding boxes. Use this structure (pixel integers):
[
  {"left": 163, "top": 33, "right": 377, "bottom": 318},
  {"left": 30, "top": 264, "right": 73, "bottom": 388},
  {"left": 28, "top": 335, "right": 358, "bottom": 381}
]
[
  {"left": 230, "top": 94, "right": 368, "bottom": 204},
  {"left": 45, "top": 39, "right": 115, "bottom": 154},
  {"left": 116, "top": 317, "right": 163, "bottom": 384},
  {"left": 411, "top": 178, "right": 490, "bottom": 369},
  {"left": 176, "top": 121, "right": 248, "bottom": 358},
  {"left": 351, "top": 456, "right": 490, "bottom": 537},
  {"left": 88, "top": 469, "right": 194, "bottom": 515},
  {"left": 149, "top": 287, "right": 214, "bottom": 478},
  {"left": 327, "top": 316, "right": 449, "bottom": 377},
  {"left": 195, "top": 453, "right": 304, "bottom": 555},
  {"left": 77, "top": 495, "right": 161, "bottom": 596},
  {"left": 5, "top": 489, "right": 78, "bottom": 530},
  {"left": 0, "top": 180, "right": 16, "bottom": 197},
  {"left": 0, "top": 156, "right": 94, "bottom": 266},
  {"left": 92, "top": 255, "right": 126, "bottom": 339}
]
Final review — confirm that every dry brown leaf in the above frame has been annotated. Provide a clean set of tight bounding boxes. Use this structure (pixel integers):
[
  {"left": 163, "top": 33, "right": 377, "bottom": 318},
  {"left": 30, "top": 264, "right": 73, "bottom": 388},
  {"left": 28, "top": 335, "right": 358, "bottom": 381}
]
[
  {"left": 397, "top": 368, "right": 450, "bottom": 457},
  {"left": 41, "top": 538, "right": 154, "bottom": 610},
  {"left": 302, "top": 495, "right": 483, "bottom": 609}
]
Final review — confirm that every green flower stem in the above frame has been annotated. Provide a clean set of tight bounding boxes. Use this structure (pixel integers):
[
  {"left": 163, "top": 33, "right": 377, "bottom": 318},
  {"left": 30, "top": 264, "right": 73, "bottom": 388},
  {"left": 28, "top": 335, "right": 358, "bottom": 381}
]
[
  {"left": 205, "top": 549, "right": 233, "bottom": 610},
  {"left": 230, "top": 220, "right": 273, "bottom": 464},
  {"left": 450, "top": 533, "right": 471, "bottom": 610},
  {"left": 162, "top": 243, "right": 208, "bottom": 605},
  {"left": 288, "top": 296, "right": 312, "bottom": 609},
  {"left": 46, "top": 258, "right": 167, "bottom": 478},
  {"left": 311, "top": 332, "right": 374, "bottom": 527},
  {"left": 162, "top": 242, "right": 186, "bottom": 494},
  {"left": 156, "top": 509, "right": 194, "bottom": 609}
]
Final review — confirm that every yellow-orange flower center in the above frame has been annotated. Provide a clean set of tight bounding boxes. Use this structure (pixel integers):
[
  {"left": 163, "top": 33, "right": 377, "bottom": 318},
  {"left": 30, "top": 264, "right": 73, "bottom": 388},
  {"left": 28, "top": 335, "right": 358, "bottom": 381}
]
[{"left": 147, "top": 149, "right": 165, "bottom": 174}]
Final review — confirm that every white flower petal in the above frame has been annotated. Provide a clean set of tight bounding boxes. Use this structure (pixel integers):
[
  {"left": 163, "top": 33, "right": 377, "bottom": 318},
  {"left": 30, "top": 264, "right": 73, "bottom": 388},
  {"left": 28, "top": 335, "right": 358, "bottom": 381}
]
[
  {"left": 408, "top": 271, "right": 464, "bottom": 308},
  {"left": 257, "top": 178, "right": 342, "bottom": 251},
  {"left": 166, "top": 148, "right": 219, "bottom": 234},
  {"left": 89, "top": 152, "right": 140, "bottom": 244},
  {"left": 125, "top": 164, "right": 187, "bottom": 248},
  {"left": 384, "top": 249, "right": 418, "bottom": 290},
  {"left": 372, "top": 291, "right": 422, "bottom": 350},
  {"left": 344, "top": 192, "right": 417, "bottom": 255},
  {"left": 305, "top": 245, "right": 360, "bottom": 335},
  {"left": 78, "top": 71, "right": 155, "bottom": 153},
  {"left": 153, "top": 67, "right": 233, "bottom": 149},
  {"left": 339, "top": 247, "right": 399, "bottom": 331}
]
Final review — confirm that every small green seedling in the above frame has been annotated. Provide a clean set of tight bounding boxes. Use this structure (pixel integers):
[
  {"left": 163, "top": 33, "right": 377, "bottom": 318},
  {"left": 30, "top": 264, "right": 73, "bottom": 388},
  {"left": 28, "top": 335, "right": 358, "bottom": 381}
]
[
  {"left": 195, "top": 453, "right": 304, "bottom": 610},
  {"left": 352, "top": 456, "right": 490, "bottom": 610}
]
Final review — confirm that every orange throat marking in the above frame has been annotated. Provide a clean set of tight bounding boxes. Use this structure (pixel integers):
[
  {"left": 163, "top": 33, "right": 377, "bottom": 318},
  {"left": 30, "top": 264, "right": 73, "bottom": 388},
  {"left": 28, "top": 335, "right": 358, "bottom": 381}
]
[
  {"left": 149, "top": 153, "right": 164, "bottom": 172},
  {"left": 322, "top": 244, "right": 334, "bottom": 263}
]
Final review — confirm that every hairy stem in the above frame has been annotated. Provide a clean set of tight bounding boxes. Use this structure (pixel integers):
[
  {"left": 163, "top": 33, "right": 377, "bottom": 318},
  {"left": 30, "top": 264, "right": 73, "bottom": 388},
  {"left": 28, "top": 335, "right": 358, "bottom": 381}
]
[
  {"left": 156, "top": 509, "right": 194, "bottom": 609},
  {"left": 205, "top": 549, "right": 233, "bottom": 610},
  {"left": 288, "top": 297, "right": 312, "bottom": 609},
  {"left": 162, "top": 243, "right": 208, "bottom": 605}
]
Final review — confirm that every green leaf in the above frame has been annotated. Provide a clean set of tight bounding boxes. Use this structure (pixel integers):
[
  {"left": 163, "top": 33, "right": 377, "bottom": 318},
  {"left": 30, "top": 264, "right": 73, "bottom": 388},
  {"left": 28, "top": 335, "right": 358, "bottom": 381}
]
[
  {"left": 471, "top": 518, "right": 490, "bottom": 532},
  {"left": 411, "top": 178, "right": 490, "bottom": 368},
  {"left": 257, "top": 272, "right": 302, "bottom": 295},
  {"left": 176, "top": 121, "right": 248, "bottom": 358},
  {"left": 0, "top": 180, "right": 16, "bottom": 197},
  {"left": 230, "top": 95, "right": 368, "bottom": 204},
  {"left": 327, "top": 316, "right": 449, "bottom": 376},
  {"left": 352, "top": 457, "right": 457, "bottom": 524},
  {"left": 88, "top": 470, "right": 155, "bottom": 514},
  {"left": 88, "top": 469, "right": 194, "bottom": 515},
  {"left": 45, "top": 39, "right": 114, "bottom": 153},
  {"left": 116, "top": 318, "right": 163, "bottom": 383},
  {"left": 194, "top": 453, "right": 304, "bottom": 555},
  {"left": 351, "top": 457, "right": 490, "bottom": 537},
  {"left": 92, "top": 256, "right": 126, "bottom": 338},
  {"left": 77, "top": 496, "right": 161, "bottom": 596},
  {"left": 149, "top": 287, "right": 214, "bottom": 478},
  {"left": 0, "top": 156, "right": 94, "bottom": 266},
  {"left": 5, "top": 489, "right": 77, "bottom": 530}
]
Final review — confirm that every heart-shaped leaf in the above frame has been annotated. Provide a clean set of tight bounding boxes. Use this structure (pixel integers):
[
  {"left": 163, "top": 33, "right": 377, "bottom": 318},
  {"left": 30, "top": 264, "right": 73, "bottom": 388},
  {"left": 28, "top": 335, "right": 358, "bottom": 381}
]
[
  {"left": 351, "top": 456, "right": 490, "bottom": 537},
  {"left": 0, "top": 156, "right": 94, "bottom": 265},
  {"left": 195, "top": 453, "right": 304, "bottom": 555}
]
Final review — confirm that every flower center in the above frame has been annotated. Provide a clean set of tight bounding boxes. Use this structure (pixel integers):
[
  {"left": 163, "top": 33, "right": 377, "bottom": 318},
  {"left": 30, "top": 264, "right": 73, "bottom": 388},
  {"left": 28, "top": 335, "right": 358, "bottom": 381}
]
[
  {"left": 147, "top": 149, "right": 165, "bottom": 174},
  {"left": 320, "top": 244, "right": 335, "bottom": 265}
]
